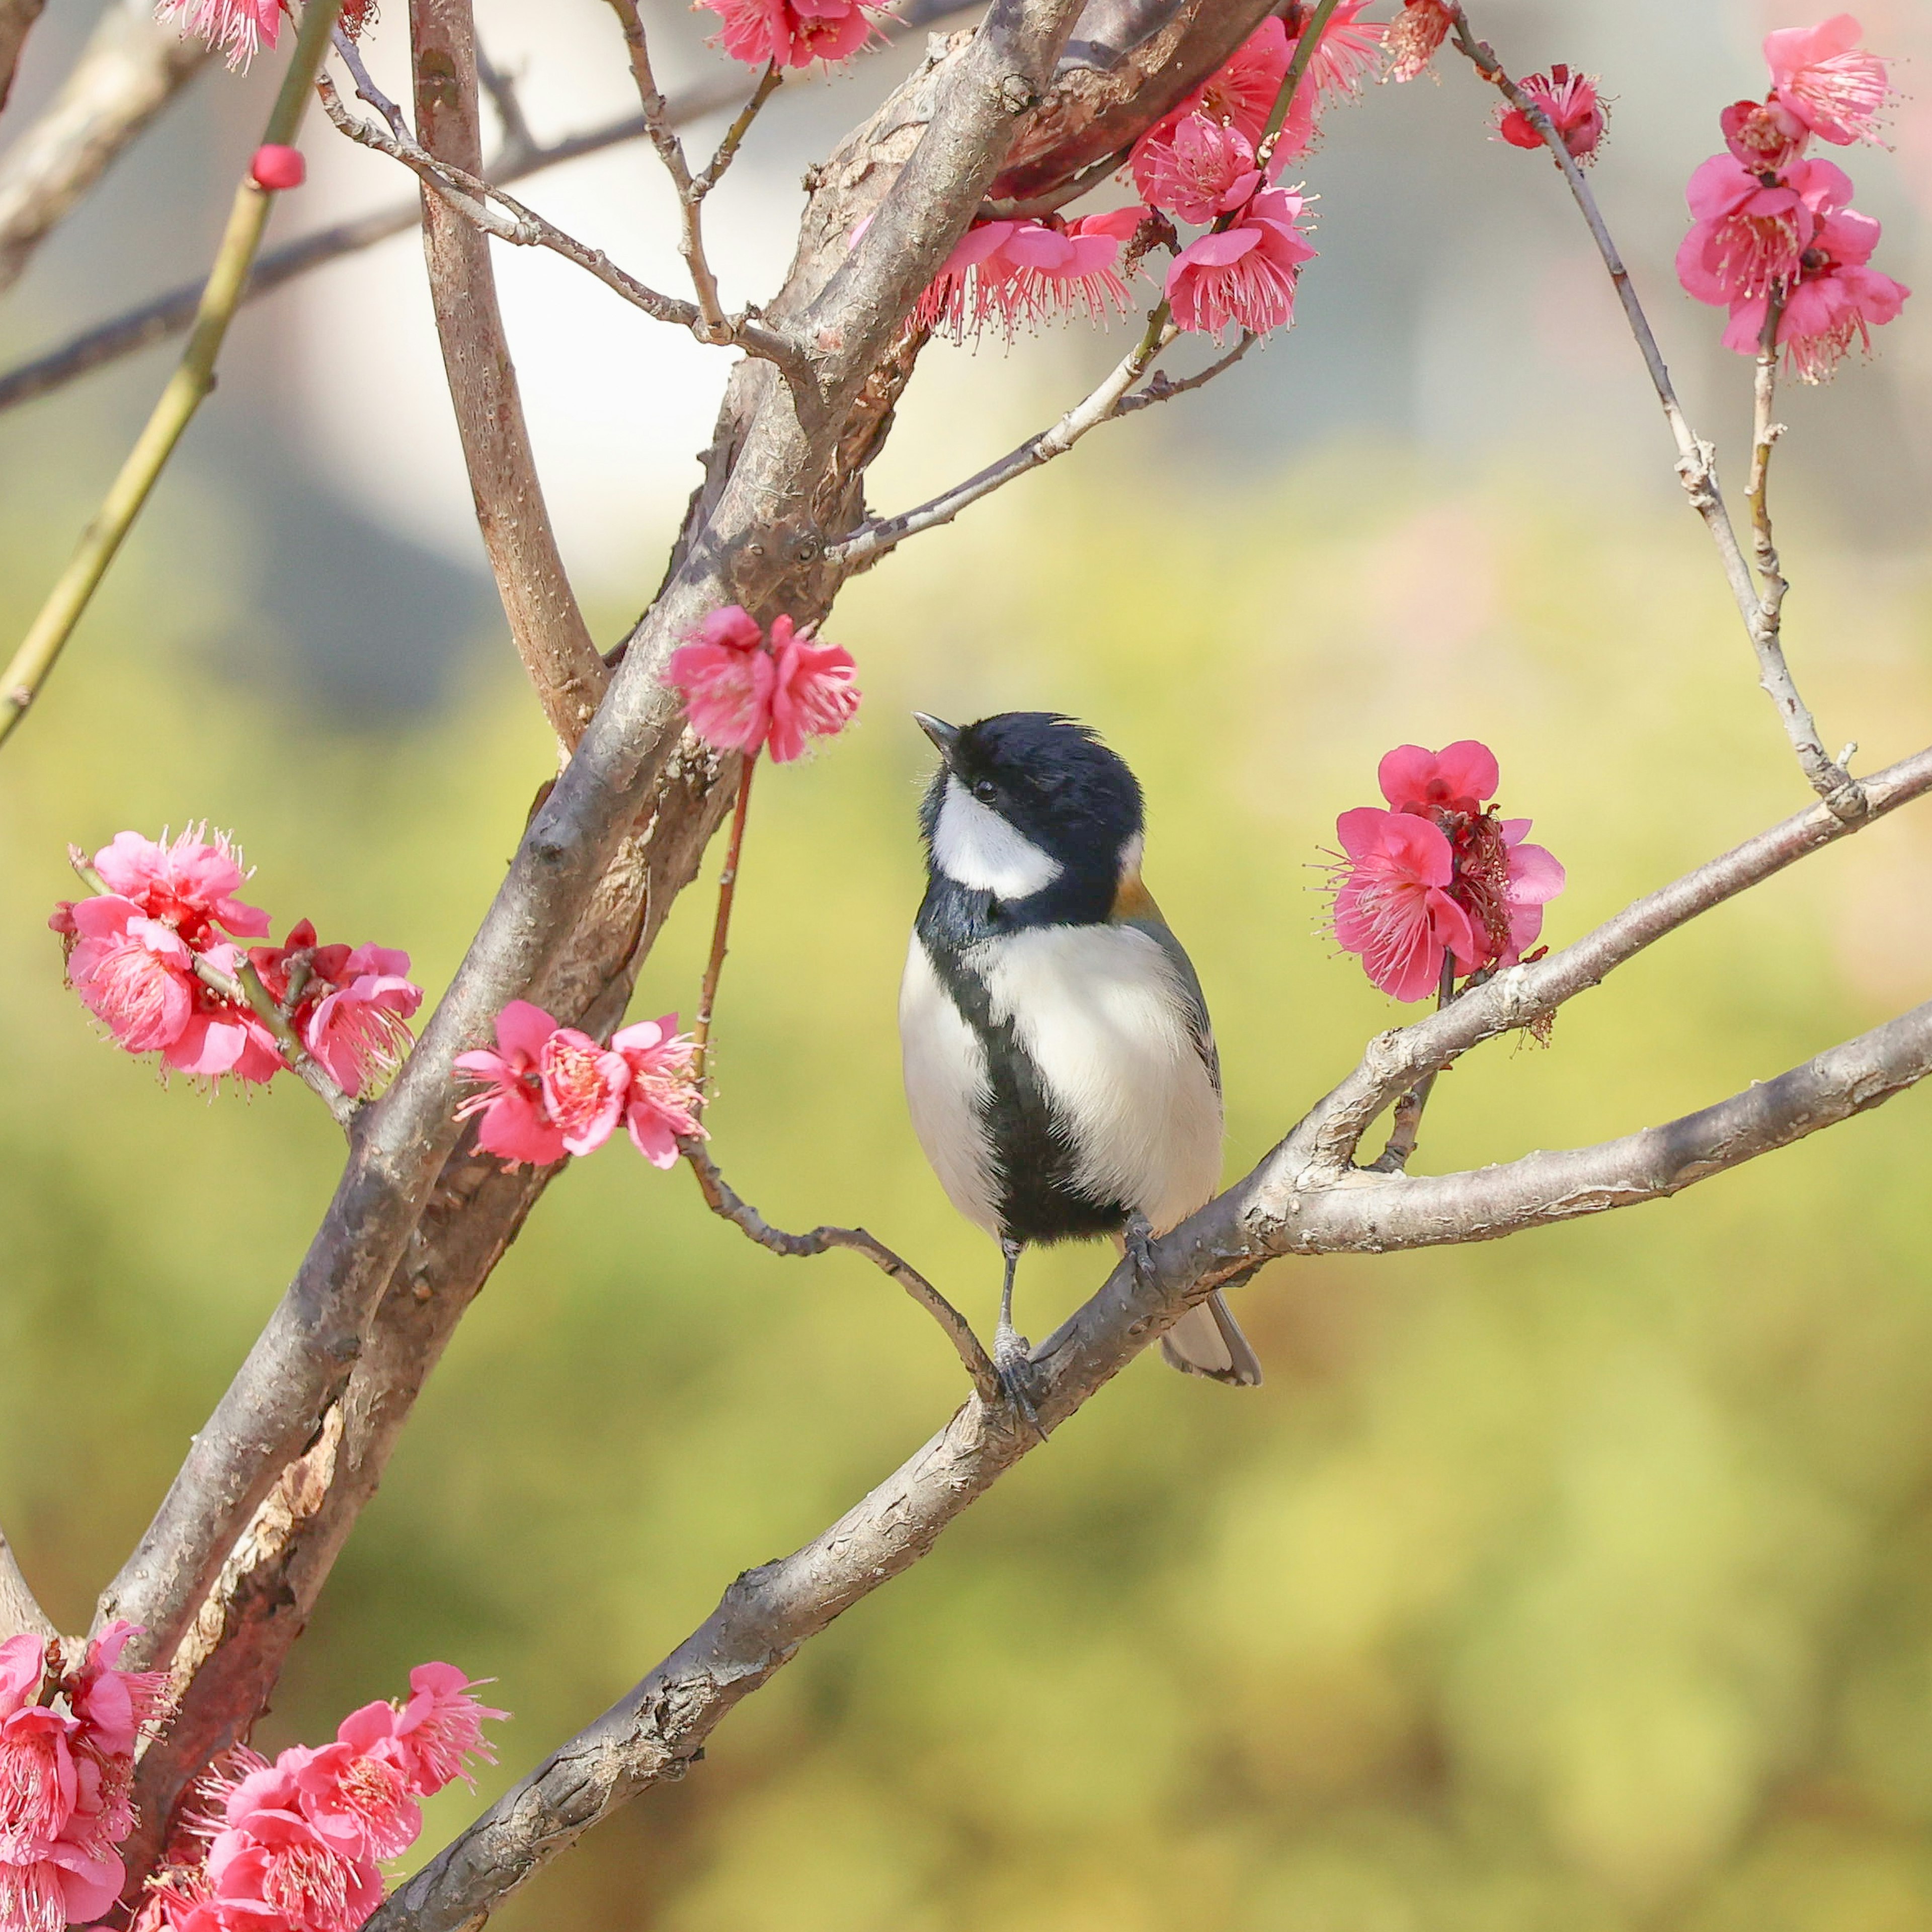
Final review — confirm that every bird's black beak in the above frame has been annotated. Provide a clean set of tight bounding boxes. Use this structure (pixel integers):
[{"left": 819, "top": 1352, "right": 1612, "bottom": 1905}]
[{"left": 913, "top": 712, "right": 959, "bottom": 762}]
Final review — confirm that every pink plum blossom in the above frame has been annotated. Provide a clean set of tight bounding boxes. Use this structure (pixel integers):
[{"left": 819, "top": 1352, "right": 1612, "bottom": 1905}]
[
  {"left": 1675, "top": 153, "right": 1853, "bottom": 305},
  {"left": 1386, "top": 0, "right": 1452, "bottom": 84},
  {"left": 915, "top": 215, "right": 1137, "bottom": 341},
  {"left": 388, "top": 1665, "right": 505, "bottom": 1795},
  {"left": 91, "top": 827, "right": 268, "bottom": 944},
  {"left": 1165, "top": 188, "right": 1316, "bottom": 340},
  {"left": 301, "top": 946, "right": 422, "bottom": 1099},
  {"left": 1720, "top": 97, "right": 1810, "bottom": 173},
  {"left": 698, "top": 0, "right": 885, "bottom": 70},
  {"left": 1304, "top": 0, "right": 1383, "bottom": 102},
  {"left": 206, "top": 1797, "right": 382, "bottom": 1932},
  {"left": 1133, "top": 112, "right": 1261, "bottom": 225},
  {"left": 538, "top": 1027, "right": 632, "bottom": 1158},
  {"left": 67, "top": 899, "right": 196, "bottom": 1054},
  {"left": 1130, "top": 18, "right": 1312, "bottom": 204},
  {"left": 1331, "top": 810, "right": 1478, "bottom": 1002},
  {"left": 611, "top": 1016, "right": 704, "bottom": 1167},
  {"left": 290, "top": 1706, "right": 421, "bottom": 1863},
  {"left": 1722, "top": 203, "right": 1909, "bottom": 380},
  {"left": 1330, "top": 740, "right": 1565, "bottom": 999},
  {"left": 155, "top": 0, "right": 282, "bottom": 69},
  {"left": 455, "top": 1000, "right": 568, "bottom": 1169},
  {"left": 1494, "top": 64, "right": 1609, "bottom": 163},
  {"left": 664, "top": 606, "right": 859, "bottom": 763},
  {"left": 1765, "top": 13, "right": 1889, "bottom": 146},
  {"left": 70, "top": 1623, "right": 169, "bottom": 1764}
]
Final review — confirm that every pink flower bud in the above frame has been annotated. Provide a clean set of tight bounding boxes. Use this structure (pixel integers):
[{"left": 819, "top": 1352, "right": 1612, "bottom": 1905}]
[{"left": 249, "top": 144, "right": 305, "bottom": 192}]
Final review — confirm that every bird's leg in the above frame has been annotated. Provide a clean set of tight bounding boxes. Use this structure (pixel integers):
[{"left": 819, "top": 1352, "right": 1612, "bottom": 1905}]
[
  {"left": 1122, "top": 1210, "right": 1158, "bottom": 1285},
  {"left": 994, "top": 1239, "right": 1043, "bottom": 1434}
]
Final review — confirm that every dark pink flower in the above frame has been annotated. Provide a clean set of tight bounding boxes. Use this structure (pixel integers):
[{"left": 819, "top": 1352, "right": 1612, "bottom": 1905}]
[
  {"left": 290, "top": 1705, "right": 421, "bottom": 1863},
  {"left": 388, "top": 1664, "right": 505, "bottom": 1796},
  {"left": 206, "top": 1799, "right": 382, "bottom": 1932},
  {"left": 1332, "top": 810, "right": 1478, "bottom": 1001},
  {"left": 302, "top": 946, "right": 422, "bottom": 1098},
  {"left": 698, "top": 0, "right": 884, "bottom": 69},
  {"left": 1193, "top": 16, "right": 1291, "bottom": 145},
  {"left": 1765, "top": 13, "right": 1889, "bottom": 146},
  {"left": 1131, "top": 18, "right": 1314, "bottom": 201},
  {"left": 163, "top": 943, "right": 285, "bottom": 1086},
  {"left": 1720, "top": 97, "right": 1810, "bottom": 172},
  {"left": 1495, "top": 64, "right": 1608, "bottom": 163},
  {"left": 1133, "top": 111, "right": 1261, "bottom": 224},
  {"left": 455, "top": 1000, "right": 568, "bottom": 1169},
  {"left": 1723, "top": 203, "right": 1909, "bottom": 379},
  {"left": 91, "top": 827, "right": 268, "bottom": 944},
  {"left": 1675, "top": 153, "right": 1853, "bottom": 305},
  {"left": 70, "top": 1622, "right": 169, "bottom": 1762},
  {"left": 249, "top": 144, "right": 304, "bottom": 192},
  {"left": 1165, "top": 188, "right": 1316, "bottom": 340},
  {"left": 0, "top": 1837, "right": 123, "bottom": 1932},
  {"left": 1331, "top": 740, "right": 1565, "bottom": 999},
  {"left": 538, "top": 1026, "right": 631, "bottom": 1158},
  {"left": 1303, "top": 0, "right": 1383, "bottom": 102},
  {"left": 664, "top": 606, "right": 859, "bottom": 763},
  {"left": 0, "top": 1705, "right": 79, "bottom": 1864},
  {"left": 155, "top": 0, "right": 281, "bottom": 69},
  {"left": 1386, "top": 0, "right": 1452, "bottom": 83},
  {"left": 915, "top": 216, "right": 1136, "bottom": 341},
  {"left": 68, "top": 899, "right": 196, "bottom": 1054},
  {"left": 611, "top": 1016, "right": 704, "bottom": 1167}
]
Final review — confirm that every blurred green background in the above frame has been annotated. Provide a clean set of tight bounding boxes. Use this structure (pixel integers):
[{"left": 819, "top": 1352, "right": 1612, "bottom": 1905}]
[{"left": 4, "top": 437, "right": 1932, "bottom": 1931}]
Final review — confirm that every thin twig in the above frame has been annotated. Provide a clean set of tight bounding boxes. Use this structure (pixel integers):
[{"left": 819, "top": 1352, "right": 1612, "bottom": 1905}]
[
  {"left": 683, "top": 1143, "right": 1004, "bottom": 1407},
  {"left": 1747, "top": 290, "right": 1789, "bottom": 636},
  {"left": 332, "top": 24, "right": 409, "bottom": 141},
  {"left": 1369, "top": 950, "right": 1459, "bottom": 1172},
  {"left": 0, "top": 0, "right": 345, "bottom": 750},
  {"left": 690, "top": 755, "right": 755, "bottom": 1100},
  {"left": 1117, "top": 330, "right": 1257, "bottom": 411},
  {"left": 1441, "top": 5, "right": 1863, "bottom": 821},
  {"left": 694, "top": 61, "right": 782, "bottom": 197},
  {"left": 602, "top": 0, "right": 729, "bottom": 340},
  {"left": 316, "top": 71, "right": 811, "bottom": 385}
]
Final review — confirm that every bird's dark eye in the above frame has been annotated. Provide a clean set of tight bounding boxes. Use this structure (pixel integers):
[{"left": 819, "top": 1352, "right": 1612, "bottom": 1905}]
[{"left": 972, "top": 779, "right": 997, "bottom": 804}]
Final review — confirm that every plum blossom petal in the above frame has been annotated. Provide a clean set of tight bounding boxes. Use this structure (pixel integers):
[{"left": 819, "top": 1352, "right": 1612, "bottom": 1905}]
[
  {"left": 302, "top": 955, "right": 423, "bottom": 1098},
  {"left": 538, "top": 1027, "right": 631, "bottom": 1157},
  {"left": 92, "top": 827, "right": 268, "bottom": 941},
  {"left": 699, "top": 0, "right": 886, "bottom": 69},
  {"left": 455, "top": 1000, "right": 567, "bottom": 1169},
  {"left": 389, "top": 1664, "right": 506, "bottom": 1795},
  {"left": 665, "top": 607, "right": 860, "bottom": 761},
  {"left": 1133, "top": 111, "right": 1261, "bottom": 224},
  {"left": 1494, "top": 64, "right": 1608, "bottom": 163},
  {"left": 1765, "top": 13, "right": 1889, "bottom": 145},
  {"left": 1721, "top": 97, "right": 1809, "bottom": 172},
  {"left": 766, "top": 618, "right": 861, "bottom": 763},
  {"left": 154, "top": 0, "right": 281, "bottom": 70},
  {"left": 1378, "top": 740, "right": 1499, "bottom": 814},
  {"left": 612, "top": 1016, "right": 705, "bottom": 1166},
  {"left": 1386, "top": 0, "right": 1452, "bottom": 83},
  {"left": 1331, "top": 808, "right": 1477, "bottom": 1001},
  {"left": 68, "top": 900, "right": 195, "bottom": 1054},
  {"left": 1165, "top": 188, "right": 1316, "bottom": 340}
]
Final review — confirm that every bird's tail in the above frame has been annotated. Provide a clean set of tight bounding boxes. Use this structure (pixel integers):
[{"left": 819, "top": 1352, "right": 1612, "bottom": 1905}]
[{"left": 1161, "top": 1292, "right": 1263, "bottom": 1387}]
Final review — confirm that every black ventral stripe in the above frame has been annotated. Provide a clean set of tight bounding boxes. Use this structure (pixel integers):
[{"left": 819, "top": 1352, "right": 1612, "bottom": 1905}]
[{"left": 914, "top": 876, "right": 1127, "bottom": 1248}]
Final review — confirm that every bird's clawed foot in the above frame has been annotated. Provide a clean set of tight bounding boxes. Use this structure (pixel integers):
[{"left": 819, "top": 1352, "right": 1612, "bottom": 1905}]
[
  {"left": 993, "top": 1323, "right": 1045, "bottom": 1441},
  {"left": 1124, "top": 1210, "right": 1158, "bottom": 1285}
]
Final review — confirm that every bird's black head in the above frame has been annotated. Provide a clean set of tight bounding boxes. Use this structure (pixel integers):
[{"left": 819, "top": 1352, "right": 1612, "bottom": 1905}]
[{"left": 914, "top": 711, "right": 1144, "bottom": 924}]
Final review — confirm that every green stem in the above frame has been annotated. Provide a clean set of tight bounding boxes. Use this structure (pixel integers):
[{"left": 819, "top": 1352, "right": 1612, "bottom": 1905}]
[
  {"left": 689, "top": 754, "right": 757, "bottom": 1107},
  {"left": 0, "top": 0, "right": 346, "bottom": 750}
]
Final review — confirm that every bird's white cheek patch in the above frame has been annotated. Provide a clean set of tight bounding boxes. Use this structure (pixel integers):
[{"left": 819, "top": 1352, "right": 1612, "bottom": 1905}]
[{"left": 932, "top": 778, "right": 1061, "bottom": 899}]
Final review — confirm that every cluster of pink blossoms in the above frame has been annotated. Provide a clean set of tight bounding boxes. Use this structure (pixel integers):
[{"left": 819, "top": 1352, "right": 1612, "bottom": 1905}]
[
  {"left": 134, "top": 1664, "right": 502, "bottom": 1932},
  {"left": 1329, "top": 741, "right": 1564, "bottom": 1002},
  {"left": 154, "top": 0, "right": 373, "bottom": 70},
  {"left": 662, "top": 605, "right": 860, "bottom": 763},
  {"left": 0, "top": 1625, "right": 169, "bottom": 1932},
  {"left": 914, "top": 4, "right": 1377, "bottom": 346},
  {"left": 456, "top": 1002, "right": 703, "bottom": 1170},
  {"left": 698, "top": 0, "right": 887, "bottom": 72},
  {"left": 1493, "top": 63, "right": 1609, "bottom": 164},
  {"left": 1676, "top": 15, "right": 1907, "bottom": 380},
  {"left": 51, "top": 829, "right": 422, "bottom": 1096}
]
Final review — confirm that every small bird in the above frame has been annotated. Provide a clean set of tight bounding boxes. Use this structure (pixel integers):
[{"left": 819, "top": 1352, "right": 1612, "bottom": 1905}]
[{"left": 899, "top": 710, "right": 1262, "bottom": 1404}]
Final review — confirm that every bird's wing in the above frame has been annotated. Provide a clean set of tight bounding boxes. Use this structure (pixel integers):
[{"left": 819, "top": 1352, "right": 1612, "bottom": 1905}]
[{"left": 1117, "top": 910, "right": 1220, "bottom": 1098}]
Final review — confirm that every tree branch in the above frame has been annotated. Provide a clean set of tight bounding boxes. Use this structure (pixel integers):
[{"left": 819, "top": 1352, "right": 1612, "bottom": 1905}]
[
  {"left": 401, "top": 0, "right": 607, "bottom": 752},
  {"left": 0, "top": 0, "right": 209, "bottom": 296},
  {"left": 369, "top": 982, "right": 1932, "bottom": 1932},
  {"left": 1441, "top": 4, "right": 1864, "bottom": 821},
  {"left": 683, "top": 1142, "right": 1005, "bottom": 1407},
  {"left": 0, "top": 0, "right": 46, "bottom": 114},
  {"left": 0, "top": 1522, "right": 55, "bottom": 1642}
]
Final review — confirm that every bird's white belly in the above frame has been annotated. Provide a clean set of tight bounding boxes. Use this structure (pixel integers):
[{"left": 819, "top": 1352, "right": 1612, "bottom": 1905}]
[
  {"left": 899, "top": 934, "right": 1000, "bottom": 1234},
  {"left": 977, "top": 923, "right": 1223, "bottom": 1233}
]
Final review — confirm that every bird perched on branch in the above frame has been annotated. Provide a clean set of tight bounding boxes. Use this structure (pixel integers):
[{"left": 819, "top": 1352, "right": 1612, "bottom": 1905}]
[{"left": 899, "top": 710, "right": 1261, "bottom": 1414}]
